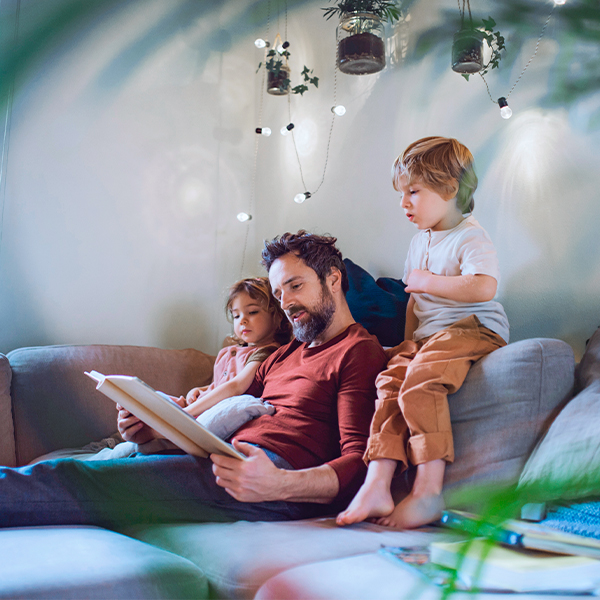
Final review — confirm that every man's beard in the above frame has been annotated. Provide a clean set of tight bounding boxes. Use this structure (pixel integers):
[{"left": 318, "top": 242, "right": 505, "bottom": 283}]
[{"left": 288, "top": 286, "right": 336, "bottom": 344}]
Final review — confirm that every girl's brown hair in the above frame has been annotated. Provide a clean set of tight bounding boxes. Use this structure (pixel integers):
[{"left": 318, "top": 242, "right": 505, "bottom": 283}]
[
  {"left": 225, "top": 277, "right": 292, "bottom": 346},
  {"left": 392, "top": 136, "right": 478, "bottom": 214}
]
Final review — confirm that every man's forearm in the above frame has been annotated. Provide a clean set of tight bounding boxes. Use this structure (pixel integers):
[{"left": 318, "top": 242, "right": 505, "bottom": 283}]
[
  {"left": 276, "top": 464, "right": 340, "bottom": 503},
  {"left": 211, "top": 442, "right": 341, "bottom": 504}
]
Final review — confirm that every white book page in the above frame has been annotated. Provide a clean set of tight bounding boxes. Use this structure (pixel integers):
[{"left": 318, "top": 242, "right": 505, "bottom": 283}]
[{"left": 86, "top": 371, "right": 246, "bottom": 460}]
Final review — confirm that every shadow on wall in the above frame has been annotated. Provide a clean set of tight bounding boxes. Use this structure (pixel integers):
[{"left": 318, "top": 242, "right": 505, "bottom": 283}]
[
  {"left": 0, "top": 254, "right": 52, "bottom": 354},
  {"left": 156, "top": 300, "right": 218, "bottom": 353},
  {"left": 489, "top": 110, "right": 600, "bottom": 357}
]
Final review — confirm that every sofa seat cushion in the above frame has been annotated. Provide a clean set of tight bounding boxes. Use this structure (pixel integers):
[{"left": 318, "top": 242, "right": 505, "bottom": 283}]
[
  {"left": 254, "top": 551, "right": 569, "bottom": 600},
  {"left": 123, "top": 518, "right": 459, "bottom": 600},
  {"left": 255, "top": 552, "right": 434, "bottom": 600},
  {"left": 0, "top": 526, "right": 208, "bottom": 599}
]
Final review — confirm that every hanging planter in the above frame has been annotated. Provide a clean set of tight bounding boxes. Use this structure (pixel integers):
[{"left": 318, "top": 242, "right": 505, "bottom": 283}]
[
  {"left": 336, "top": 12, "right": 385, "bottom": 75},
  {"left": 257, "top": 34, "right": 319, "bottom": 96},
  {"left": 452, "top": 28, "right": 484, "bottom": 74},
  {"left": 452, "top": 1, "right": 505, "bottom": 80},
  {"left": 267, "top": 61, "right": 292, "bottom": 95},
  {"left": 323, "top": 1, "right": 400, "bottom": 76}
]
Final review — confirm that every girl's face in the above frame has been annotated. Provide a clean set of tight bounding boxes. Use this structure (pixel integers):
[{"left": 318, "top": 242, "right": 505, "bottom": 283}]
[{"left": 230, "top": 291, "right": 278, "bottom": 346}]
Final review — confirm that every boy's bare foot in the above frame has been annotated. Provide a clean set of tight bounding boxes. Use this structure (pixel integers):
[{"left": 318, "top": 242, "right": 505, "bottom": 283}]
[
  {"left": 374, "top": 490, "right": 444, "bottom": 529},
  {"left": 336, "top": 478, "right": 395, "bottom": 526}
]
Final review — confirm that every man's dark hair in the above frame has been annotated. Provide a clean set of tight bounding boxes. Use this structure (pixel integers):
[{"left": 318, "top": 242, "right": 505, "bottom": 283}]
[{"left": 261, "top": 230, "right": 349, "bottom": 294}]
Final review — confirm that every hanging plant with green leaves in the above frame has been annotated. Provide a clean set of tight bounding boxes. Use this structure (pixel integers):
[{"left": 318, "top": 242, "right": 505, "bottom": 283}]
[
  {"left": 322, "top": 0, "right": 401, "bottom": 23},
  {"left": 257, "top": 37, "right": 319, "bottom": 96},
  {"left": 480, "top": 17, "right": 505, "bottom": 76},
  {"left": 323, "top": 1, "right": 400, "bottom": 75},
  {"left": 453, "top": 0, "right": 505, "bottom": 80}
]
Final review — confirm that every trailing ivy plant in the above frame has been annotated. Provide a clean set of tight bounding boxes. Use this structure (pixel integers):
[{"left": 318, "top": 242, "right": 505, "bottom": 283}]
[
  {"left": 481, "top": 17, "right": 506, "bottom": 73},
  {"left": 257, "top": 48, "right": 319, "bottom": 95},
  {"left": 322, "top": 0, "right": 401, "bottom": 23},
  {"left": 460, "top": 16, "right": 506, "bottom": 80}
]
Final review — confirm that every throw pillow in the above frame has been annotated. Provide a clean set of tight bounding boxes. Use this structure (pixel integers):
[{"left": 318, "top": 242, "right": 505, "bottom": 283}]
[
  {"left": 577, "top": 325, "right": 600, "bottom": 389},
  {"left": 343, "top": 258, "right": 408, "bottom": 347},
  {"left": 518, "top": 380, "right": 600, "bottom": 501},
  {"left": 197, "top": 394, "right": 275, "bottom": 440}
]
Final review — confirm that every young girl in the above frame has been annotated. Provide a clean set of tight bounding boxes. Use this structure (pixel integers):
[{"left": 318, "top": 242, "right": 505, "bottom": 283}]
[
  {"left": 337, "top": 136, "right": 509, "bottom": 529},
  {"left": 181, "top": 276, "right": 291, "bottom": 421}
]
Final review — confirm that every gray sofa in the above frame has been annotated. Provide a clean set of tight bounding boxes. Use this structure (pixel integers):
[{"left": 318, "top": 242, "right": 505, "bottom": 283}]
[{"left": 0, "top": 338, "right": 578, "bottom": 599}]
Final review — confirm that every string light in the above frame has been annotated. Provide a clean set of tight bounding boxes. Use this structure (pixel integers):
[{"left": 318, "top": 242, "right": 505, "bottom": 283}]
[
  {"left": 254, "top": 38, "right": 269, "bottom": 48},
  {"left": 481, "top": 3, "right": 559, "bottom": 120},
  {"left": 331, "top": 105, "right": 346, "bottom": 116},
  {"left": 498, "top": 97, "right": 513, "bottom": 119},
  {"left": 237, "top": 212, "right": 252, "bottom": 222},
  {"left": 280, "top": 123, "right": 295, "bottom": 136},
  {"left": 255, "top": 127, "right": 272, "bottom": 136},
  {"left": 294, "top": 192, "right": 311, "bottom": 204}
]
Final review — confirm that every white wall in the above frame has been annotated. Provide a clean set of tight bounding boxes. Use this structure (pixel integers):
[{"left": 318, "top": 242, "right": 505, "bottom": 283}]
[{"left": 1, "top": 0, "right": 599, "bottom": 358}]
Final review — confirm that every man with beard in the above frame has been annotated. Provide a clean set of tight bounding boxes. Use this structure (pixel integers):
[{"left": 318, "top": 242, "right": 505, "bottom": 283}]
[{"left": 0, "top": 231, "right": 387, "bottom": 528}]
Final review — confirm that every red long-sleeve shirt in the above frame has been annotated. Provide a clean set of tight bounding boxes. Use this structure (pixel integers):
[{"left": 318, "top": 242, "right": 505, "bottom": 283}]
[{"left": 236, "top": 323, "right": 387, "bottom": 505}]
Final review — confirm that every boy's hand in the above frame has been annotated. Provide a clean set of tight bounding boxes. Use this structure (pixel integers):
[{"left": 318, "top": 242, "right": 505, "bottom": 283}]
[{"left": 405, "top": 269, "right": 431, "bottom": 294}]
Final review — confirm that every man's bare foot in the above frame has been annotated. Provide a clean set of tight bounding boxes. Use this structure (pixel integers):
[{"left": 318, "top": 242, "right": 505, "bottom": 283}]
[
  {"left": 374, "top": 490, "right": 444, "bottom": 529},
  {"left": 336, "top": 479, "right": 395, "bottom": 526}
]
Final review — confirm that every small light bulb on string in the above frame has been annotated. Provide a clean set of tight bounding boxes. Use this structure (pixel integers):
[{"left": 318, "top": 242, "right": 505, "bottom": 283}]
[
  {"left": 331, "top": 105, "right": 346, "bottom": 116},
  {"left": 294, "top": 192, "right": 311, "bottom": 204},
  {"left": 478, "top": 2, "right": 557, "bottom": 122},
  {"left": 254, "top": 38, "right": 269, "bottom": 49},
  {"left": 280, "top": 123, "right": 295, "bottom": 136},
  {"left": 553, "top": 0, "right": 566, "bottom": 5},
  {"left": 237, "top": 212, "right": 252, "bottom": 222},
  {"left": 255, "top": 127, "right": 272, "bottom": 137},
  {"left": 277, "top": 40, "right": 289, "bottom": 54},
  {"left": 498, "top": 97, "right": 513, "bottom": 119}
]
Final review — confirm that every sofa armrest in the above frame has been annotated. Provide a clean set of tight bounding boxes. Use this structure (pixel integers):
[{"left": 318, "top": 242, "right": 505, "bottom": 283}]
[
  {"left": 8, "top": 344, "right": 216, "bottom": 466},
  {"left": 0, "top": 354, "right": 16, "bottom": 466}
]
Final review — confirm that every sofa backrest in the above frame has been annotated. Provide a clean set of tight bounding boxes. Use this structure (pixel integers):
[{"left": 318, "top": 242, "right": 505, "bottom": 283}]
[
  {"left": 0, "top": 354, "right": 14, "bottom": 467},
  {"left": 445, "top": 337, "right": 575, "bottom": 492},
  {"left": 5, "top": 344, "right": 215, "bottom": 466}
]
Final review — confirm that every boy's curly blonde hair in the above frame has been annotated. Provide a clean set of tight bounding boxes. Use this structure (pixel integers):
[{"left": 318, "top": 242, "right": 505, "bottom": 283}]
[
  {"left": 392, "top": 136, "right": 477, "bottom": 214},
  {"left": 225, "top": 277, "right": 292, "bottom": 346}
]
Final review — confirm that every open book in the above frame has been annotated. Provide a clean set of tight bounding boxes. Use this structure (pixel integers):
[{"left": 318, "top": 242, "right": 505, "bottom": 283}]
[{"left": 85, "top": 371, "right": 247, "bottom": 461}]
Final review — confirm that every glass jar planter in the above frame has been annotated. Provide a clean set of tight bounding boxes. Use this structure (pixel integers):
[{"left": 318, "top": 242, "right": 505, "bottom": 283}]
[
  {"left": 336, "top": 12, "right": 386, "bottom": 75},
  {"left": 451, "top": 29, "right": 484, "bottom": 74},
  {"left": 267, "top": 63, "right": 291, "bottom": 95}
]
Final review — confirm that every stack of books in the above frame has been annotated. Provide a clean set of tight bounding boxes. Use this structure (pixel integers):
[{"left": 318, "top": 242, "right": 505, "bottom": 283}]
[{"left": 380, "top": 510, "right": 600, "bottom": 594}]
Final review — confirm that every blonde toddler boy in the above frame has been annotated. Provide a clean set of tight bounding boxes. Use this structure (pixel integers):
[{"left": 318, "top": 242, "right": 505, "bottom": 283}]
[{"left": 337, "top": 136, "right": 509, "bottom": 529}]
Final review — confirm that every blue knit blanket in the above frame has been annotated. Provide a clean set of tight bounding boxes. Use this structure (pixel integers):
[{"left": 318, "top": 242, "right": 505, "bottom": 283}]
[{"left": 542, "top": 501, "right": 600, "bottom": 540}]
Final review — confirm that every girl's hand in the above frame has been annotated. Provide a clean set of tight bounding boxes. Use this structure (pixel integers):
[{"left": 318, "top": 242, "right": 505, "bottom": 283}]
[
  {"left": 185, "top": 387, "right": 202, "bottom": 405},
  {"left": 167, "top": 395, "right": 187, "bottom": 408}
]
